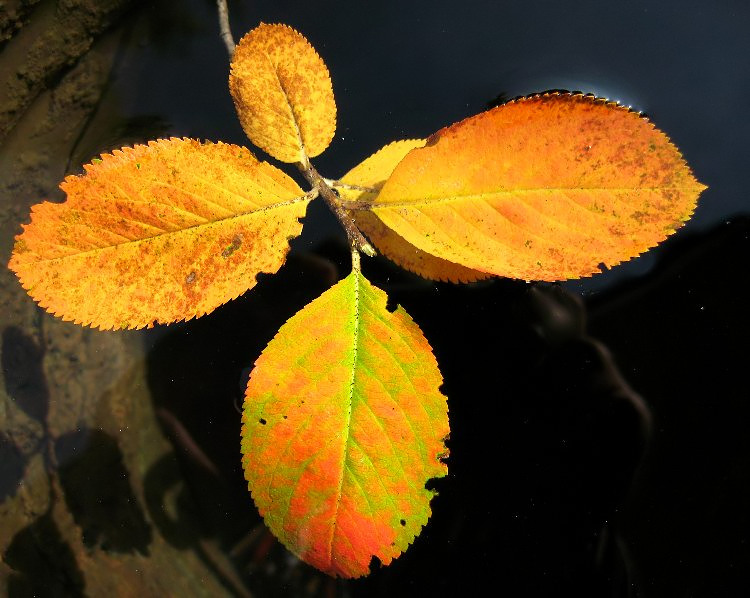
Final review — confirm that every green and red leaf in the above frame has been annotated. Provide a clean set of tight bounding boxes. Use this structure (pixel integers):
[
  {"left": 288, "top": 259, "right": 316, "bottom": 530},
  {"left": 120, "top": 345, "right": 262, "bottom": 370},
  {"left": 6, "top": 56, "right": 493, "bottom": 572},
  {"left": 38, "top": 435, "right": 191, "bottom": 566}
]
[{"left": 241, "top": 270, "right": 449, "bottom": 578}]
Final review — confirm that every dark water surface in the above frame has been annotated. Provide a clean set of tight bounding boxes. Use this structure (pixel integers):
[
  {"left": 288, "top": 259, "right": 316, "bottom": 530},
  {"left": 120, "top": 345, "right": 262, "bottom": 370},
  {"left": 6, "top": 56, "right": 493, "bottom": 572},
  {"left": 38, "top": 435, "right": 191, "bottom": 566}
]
[{"left": 1, "top": 1, "right": 749, "bottom": 596}]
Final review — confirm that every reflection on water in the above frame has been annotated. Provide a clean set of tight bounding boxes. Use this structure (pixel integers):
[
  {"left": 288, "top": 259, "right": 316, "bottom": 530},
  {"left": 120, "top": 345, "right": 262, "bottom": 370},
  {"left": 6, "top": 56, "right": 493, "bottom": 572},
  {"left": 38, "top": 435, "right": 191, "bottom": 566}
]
[{"left": 1, "top": 0, "right": 749, "bottom": 596}]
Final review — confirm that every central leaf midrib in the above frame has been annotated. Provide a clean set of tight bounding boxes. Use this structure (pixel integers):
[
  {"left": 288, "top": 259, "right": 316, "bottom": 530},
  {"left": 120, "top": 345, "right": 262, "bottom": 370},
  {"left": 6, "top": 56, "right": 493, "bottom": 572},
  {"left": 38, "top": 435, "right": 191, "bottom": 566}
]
[
  {"left": 30, "top": 195, "right": 310, "bottom": 265},
  {"left": 328, "top": 272, "right": 360, "bottom": 564},
  {"left": 262, "top": 49, "right": 305, "bottom": 157},
  {"left": 370, "top": 185, "right": 701, "bottom": 210}
]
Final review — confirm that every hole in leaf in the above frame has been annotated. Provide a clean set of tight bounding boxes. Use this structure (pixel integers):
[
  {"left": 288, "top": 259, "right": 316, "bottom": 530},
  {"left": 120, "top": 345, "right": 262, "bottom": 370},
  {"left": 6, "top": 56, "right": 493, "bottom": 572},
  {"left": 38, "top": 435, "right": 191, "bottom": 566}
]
[
  {"left": 258, "top": 418, "right": 267, "bottom": 425},
  {"left": 368, "top": 555, "right": 383, "bottom": 574},
  {"left": 486, "top": 91, "right": 511, "bottom": 109},
  {"left": 385, "top": 295, "right": 399, "bottom": 313},
  {"left": 254, "top": 271, "right": 272, "bottom": 286},
  {"left": 400, "top": 519, "right": 406, "bottom": 526},
  {"left": 425, "top": 475, "right": 449, "bottom": 493}
]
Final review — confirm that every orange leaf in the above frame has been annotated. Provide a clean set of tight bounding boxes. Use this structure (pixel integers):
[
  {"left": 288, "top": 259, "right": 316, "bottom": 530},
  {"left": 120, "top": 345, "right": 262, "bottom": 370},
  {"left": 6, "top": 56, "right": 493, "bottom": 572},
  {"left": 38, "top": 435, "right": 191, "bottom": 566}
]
[
  {"left": 372, "top": 93, "right": 707, "bottom": 281},
  {"left": 241, "top": 270, "right": 449, "bottom": 578},
  {"left": 9, "top": 138, "right": 310, "bottom": 329},
  {"left": 230, "top": 23, "right": 336, "bottom": 163},
  {"left": 337, "top": 140, "right": 489, "bottom": 283}
]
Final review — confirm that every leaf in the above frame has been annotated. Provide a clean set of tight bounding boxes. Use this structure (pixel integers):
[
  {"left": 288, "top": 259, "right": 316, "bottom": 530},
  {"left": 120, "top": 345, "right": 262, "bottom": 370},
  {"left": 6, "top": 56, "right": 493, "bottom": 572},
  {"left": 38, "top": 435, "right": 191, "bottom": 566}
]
[
  {"left": 371, "top": 93, "right": 707, "bottom": 281},
  {"left": 339, "top": 140, "right": 428, "bottom": 195},
  {"left": 241, "top": 270, "right": 449, "bottom": 578},
  {"left": 337, "top": 140, "right": 490, "bottom": 283},
  {"left": 229, "top": 23, "right": 336, "bottom": 163},
  {"left": 9, "top": 138, "right": 310, "bottom": 330}
]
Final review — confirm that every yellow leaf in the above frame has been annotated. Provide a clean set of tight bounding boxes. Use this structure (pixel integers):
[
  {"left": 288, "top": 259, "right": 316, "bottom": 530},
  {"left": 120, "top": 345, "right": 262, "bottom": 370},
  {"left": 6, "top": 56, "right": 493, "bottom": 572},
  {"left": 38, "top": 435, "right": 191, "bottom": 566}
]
[
  {"left": 9, "top": 138, "right": 310, "bottom": 330},
  {"left": 372, "top": 93, "right": 707, "bottom": 281},
  {"left": 337, "top": 140, "right": 489, "bottom": 283},
  {"left": 340, "top": 139, "right": 427, "bottom": 194},
  {"left": 229, "top": 23, "right": 336, "bottom": 163}
]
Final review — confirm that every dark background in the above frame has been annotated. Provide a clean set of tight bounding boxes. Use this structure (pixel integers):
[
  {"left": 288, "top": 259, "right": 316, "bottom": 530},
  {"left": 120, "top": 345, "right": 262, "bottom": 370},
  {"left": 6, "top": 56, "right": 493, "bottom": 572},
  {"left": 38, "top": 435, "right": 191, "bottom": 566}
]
[{"left": 3, "top": 0, "right": 750, "bottom": 596}]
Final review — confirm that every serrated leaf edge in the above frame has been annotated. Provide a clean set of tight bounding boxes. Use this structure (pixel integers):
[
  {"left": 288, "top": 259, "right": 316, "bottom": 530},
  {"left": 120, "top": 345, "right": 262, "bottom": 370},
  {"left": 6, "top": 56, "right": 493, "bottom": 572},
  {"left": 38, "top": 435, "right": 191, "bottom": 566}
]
[{"left": 8, "top": 137, "right": 312, "bottom": 330}]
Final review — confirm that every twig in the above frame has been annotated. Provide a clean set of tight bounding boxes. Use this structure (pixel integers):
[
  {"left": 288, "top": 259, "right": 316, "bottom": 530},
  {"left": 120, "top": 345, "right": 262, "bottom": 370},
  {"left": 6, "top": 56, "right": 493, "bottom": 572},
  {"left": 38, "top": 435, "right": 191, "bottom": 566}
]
[
  {"left": 213, "top": 2, "right": 373, "bottom": 259},
  {"left": 216, "top": 0, "right": 235, "bottom": 58},
  {"left": 297, "top": 162, "right": 376, "bottom": 257}
]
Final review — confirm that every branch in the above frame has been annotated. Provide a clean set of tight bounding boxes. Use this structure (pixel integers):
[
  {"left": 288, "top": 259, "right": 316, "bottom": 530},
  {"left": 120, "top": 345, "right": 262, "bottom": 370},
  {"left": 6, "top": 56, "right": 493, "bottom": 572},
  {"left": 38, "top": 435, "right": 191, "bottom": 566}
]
[
  {"left": 298, "top": 162, "right": 376, "bottom": 257},
  {"left": 216, "top": 0, "right": 235, "bottom": 58}
]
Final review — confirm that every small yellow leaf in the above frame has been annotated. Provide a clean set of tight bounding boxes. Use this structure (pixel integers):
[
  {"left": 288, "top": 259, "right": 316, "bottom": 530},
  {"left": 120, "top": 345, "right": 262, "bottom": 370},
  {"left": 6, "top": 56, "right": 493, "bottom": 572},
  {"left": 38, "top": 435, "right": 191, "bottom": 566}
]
[
  {"left": 229, "top": 23, "right": 336, "bottom": 163},
  {"left": 337, "top": 140, "right": 489, "bottom": 283},
  {"left": 372, "top": 93, "right": 707, "bottom": 281},
  {"left": 9, "top": 138, "right": 310, "bottom": 329},
  {"left": 340, "top": 139, "right": 427, "bottom": 194}
]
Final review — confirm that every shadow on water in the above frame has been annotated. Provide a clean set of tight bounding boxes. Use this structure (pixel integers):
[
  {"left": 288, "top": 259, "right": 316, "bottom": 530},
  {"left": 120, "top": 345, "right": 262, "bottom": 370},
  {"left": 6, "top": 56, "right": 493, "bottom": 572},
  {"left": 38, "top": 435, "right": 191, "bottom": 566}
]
[
  {"left": 1, "top": 327, "right": 48, "bottom": 426},
  {"left": 1, "top": 327, "right": 46, "bottom": 503},
  {"left": 55, "top": 429, "right": 152, "bottom": 555},
  {"left": 0, "top": 432, "right": 26, "bottom": 503},
  {"left": 5, "top": 511, "right": 86, "bottom": 597}
]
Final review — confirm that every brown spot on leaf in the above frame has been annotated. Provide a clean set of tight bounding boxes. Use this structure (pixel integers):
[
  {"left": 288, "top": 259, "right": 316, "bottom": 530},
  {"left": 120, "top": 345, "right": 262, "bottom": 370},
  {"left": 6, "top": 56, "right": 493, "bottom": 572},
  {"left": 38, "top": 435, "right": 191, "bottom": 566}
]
[
  {"left": 425, "top": 132, "right": 442, "bottom": 147},
  {"left": 221, "top": 234, "right": 243, "bottom": 258}
]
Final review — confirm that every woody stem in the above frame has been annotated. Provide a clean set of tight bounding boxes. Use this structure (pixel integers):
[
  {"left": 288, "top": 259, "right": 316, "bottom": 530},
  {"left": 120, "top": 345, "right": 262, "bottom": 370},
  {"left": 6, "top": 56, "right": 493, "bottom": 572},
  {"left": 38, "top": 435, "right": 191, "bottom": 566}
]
[
  {"left": 216, "top": 0, "right": 235, "bottom": 58},
  {"left": 297, "top": 160, "right": 376, "bottom": 257}
]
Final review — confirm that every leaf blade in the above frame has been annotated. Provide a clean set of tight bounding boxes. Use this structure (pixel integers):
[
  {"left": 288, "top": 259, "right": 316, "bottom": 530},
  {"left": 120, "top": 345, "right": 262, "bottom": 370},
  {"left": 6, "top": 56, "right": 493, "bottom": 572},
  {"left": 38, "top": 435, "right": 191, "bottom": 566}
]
[
  {"left": 338, "top": 140, "right": 489, "bottom": 283},
  {"left": 9, "top": 138, "right": 310, "bottom": 329},
  {"left": 241, "top": 271, "right": 448, "bottom": 578},
  {"left": 372, "top": 93, "right": 707, "bottom": 281},
  {"left": 229, "top": 23, "right": 336, "bottom": 163}
]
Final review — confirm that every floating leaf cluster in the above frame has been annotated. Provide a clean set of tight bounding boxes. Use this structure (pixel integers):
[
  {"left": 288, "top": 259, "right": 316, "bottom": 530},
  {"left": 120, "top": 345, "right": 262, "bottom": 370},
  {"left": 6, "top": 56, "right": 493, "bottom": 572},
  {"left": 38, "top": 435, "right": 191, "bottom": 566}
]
[{"left": 8, "top": 22, "right": 705, "bottom": 578}]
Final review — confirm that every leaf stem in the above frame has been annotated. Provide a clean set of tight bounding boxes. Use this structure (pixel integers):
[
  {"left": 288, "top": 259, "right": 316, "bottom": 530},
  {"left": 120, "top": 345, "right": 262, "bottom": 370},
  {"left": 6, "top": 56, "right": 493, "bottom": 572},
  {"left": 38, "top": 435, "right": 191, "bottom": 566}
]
[
  {"left": 338, "top": 198, "right": 375, "bottom": 211},
  {"left": 351, "top": 246, "right": 361, "bottom": 272},
  {"left": 297, "top": 162, "right": 376, "bottom": 257},
  {"left": 216, "top": 0, "right": 235, "bottom": 58}
]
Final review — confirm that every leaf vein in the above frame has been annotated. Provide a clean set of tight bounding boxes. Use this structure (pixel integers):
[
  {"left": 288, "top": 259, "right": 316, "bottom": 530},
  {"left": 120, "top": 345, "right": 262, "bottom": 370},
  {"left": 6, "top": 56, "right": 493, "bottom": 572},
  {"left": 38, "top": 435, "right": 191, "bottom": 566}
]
[
  {"left": 30, "top": 195, "right": 310, "bottom": 264},
  {"left": 327, "top": 274, "right": 359, "bottom": 566},
  {"left": 371, "top": 186, "right": 702, "bottom": 210}
]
